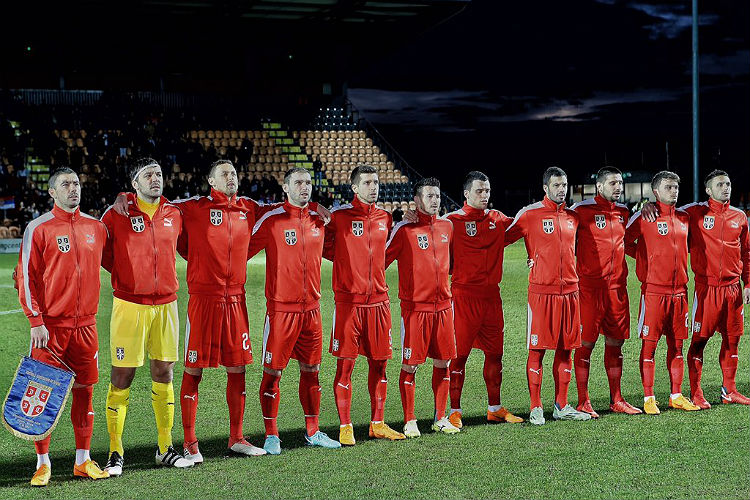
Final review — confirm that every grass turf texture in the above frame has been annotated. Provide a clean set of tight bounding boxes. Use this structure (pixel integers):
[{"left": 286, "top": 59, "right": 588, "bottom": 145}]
[{"left": 0, "top": 243, "right": 747, "bottom": 500}]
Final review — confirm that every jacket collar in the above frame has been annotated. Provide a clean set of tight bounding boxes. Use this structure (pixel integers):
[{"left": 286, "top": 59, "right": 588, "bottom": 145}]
[
  {"left": 126, "top": 192, "right": 168, "bottom": 216},
  {"left": 461, "top": 202, "right": 486, "bottom": 218},
  {"left": 52, "top": 204, "right": 79, "bottom": 221},
  {"left": 707, "top": 197, "right": 729, "bottom": 213},
  {"left": 283, "top": 200, "right": 309, "bottom": 217},
  {"left": 655, "top": 200, "right": 676, "bottom": 215},
  {"left": 351, "top": 195, "right": 375, "bottom": 214},
  {"left": 594, "top": 194, "right": 617, "bottom": 210},
  {"left": 542, "top": 195, "right": 566, "bottom": 212},
  {"left": 209, "top": 188, "right": 236, "bottom": 206},
  {"left": 416, "top": 209, "right": 438, "bottom": 224}
]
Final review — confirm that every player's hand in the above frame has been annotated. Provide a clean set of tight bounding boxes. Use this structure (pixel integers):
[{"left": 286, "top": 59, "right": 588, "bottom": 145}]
[
  {"left": 527, "top": 258, "right": 534, "bottom": 269},
  {"left": 403, "top": 209, "right": 418, "bottom": 223},
  {"left": 315, "top": 204, "right": 332, "bottom": 225},
  {"left": 30, "top": 325, "right": 49, "bottom": 349},
  {"left": 743, "top": 287, "right": 750, "bottom": 305},
  {"left": 112, "top": 192, "right": 130, "bottom": 216},
  {"left": 641, "top": 201, "right": 658, "bottom": 222}
]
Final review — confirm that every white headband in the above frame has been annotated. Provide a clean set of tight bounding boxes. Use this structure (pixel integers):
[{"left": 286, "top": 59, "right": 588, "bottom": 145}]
[{"left": 132, "top": 162, "right": 160, "bottom": 181}]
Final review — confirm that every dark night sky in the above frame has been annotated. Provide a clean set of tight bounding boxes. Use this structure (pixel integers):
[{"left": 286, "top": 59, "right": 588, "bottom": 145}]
[{"left": 347, "top": 0, "right": 750, "bottom": 210}]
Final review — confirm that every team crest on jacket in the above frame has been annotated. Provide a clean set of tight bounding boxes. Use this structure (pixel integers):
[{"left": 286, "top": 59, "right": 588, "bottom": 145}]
[
  {"left": 21, "top": 381, "right": 52, "bottom": 417},
  {"left": 542, "top": 219, "right": 554, "bottom": 234},
  {"left": 595, "top": 214, "right": 606, "bottom": 229},
  {"left": 210, "top": 209, "right": 223, "bottom": 226},
  {"left": 130, "top": 216, "right": 145, "bottom": 232},
  {"left": 657, "top": 221, "right": 668, "bottom": 235},
  {"left": 56, "top": 235, "right": 70, "bottom": 253},
  {"left": 352, "top": 221, "right": 364, "bottom": 237},
  {"left": 416, "top": 234, "right": 429, "bottom": 250},
  {"left": 703, "top": 216, "right": 714, "bottom": 230},
  {"left": 284, "top": 229, "right": 297, "bottom": 245},
  {"left": 465, "top": 221, "right": 477, "bottom": 237}
]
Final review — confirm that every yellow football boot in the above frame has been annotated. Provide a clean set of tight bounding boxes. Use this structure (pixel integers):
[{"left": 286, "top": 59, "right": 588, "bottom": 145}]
[
  {"left": 339, "top": 424, "right": 355, "bottom": 446},
  {"left": 369, "top": 422, "right": 406, "bottom": 440},
  {"left": 30, "top": 465, "right": 51, "bottom": 487},
  {"left": 73, "top": 460, "right": 110, "bottom": 480}
]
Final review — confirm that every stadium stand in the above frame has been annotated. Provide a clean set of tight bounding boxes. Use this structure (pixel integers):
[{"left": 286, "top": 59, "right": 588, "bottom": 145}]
[{"left": 0, "top": 93, "right": 427, "bottom": 234}]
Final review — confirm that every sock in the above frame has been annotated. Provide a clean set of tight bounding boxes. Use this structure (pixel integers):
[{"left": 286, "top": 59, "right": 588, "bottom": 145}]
[
  {"left": 670, "top": 392, "right": 682, "bottom": 400},
  {"left": 553, "top": 349, "right": 572, "bottom": 408},
  {"left": 527, "top": 349, "right": 545, "bottom": 409},
  {"left": 432, "top": 365, "right": 450, "bottom": 420},
  {"left": 573, "top": 344, "right": 594, "bottom": 405},
  {"left": 448, "top": 356, "right": 468, "bottom": 411},
  {"left": 71, "top": 386, "right": 94, "bottom": 452},
  {"left": 259, "top": 372, "right": 281, "bottom": 436},
  {"left": 75, "top": 449, "right": 90, "bottom": 466},
  {"left": 399, "top": 369, "right": 416, "bottom": 422},
  {"left": 333, "top": 358, "right": 355, "bottom": 425},
  {"left": 180, "top": 371, "right": 201, "bottom": 445},
  {"left": 719, "top": 334, "right": 740, "bottom": 393},
  {"left": 640, "top": 340, "right": 658, "bottom": 398},
  {"left": 299, "top": 370, "right": 321, "bottom": 436},
  {"left": 36, "top": 452, "right": 51, "bottom": 469},
  {"left": 666, "top": 338, "right": 685, "bottom": 395},
  {"left": 687, "top": 337, "right": 708, "bottom": 397},
  {"left": 151, "top": 381, "right": 175, "bottom": 454},
  {"left": 105, "top": 384, "right": 130, "bottom": 456},
  {"left": 367, "top": 359, "right": 388, "bottom": 423},
  {"left": 226, "top": 371, "right": 246, "bottom": 444},
  {"left": 483, "top": 353, "right": 503, "bottom": 407},
  {"left": 604, "top": 343, "right": 624, "bottom": 403},
  {"left": 34, "top": 436, "right": 50, "bottom": 457}
]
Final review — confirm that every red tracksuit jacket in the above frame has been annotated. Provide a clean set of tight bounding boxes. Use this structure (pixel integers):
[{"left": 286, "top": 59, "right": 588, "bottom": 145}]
[
  {"left": 101, "top": 193, "right": 183, "bottom": 305},
  {"left": 173, "top": 189, "right": 258, "bottom": 298},
  {"left": 15, "top": 205, "right": 107, "bottom": 328},
  {"left": 445, "top": 203, "right": 514, "bottom": 298},
  {"left": 505, "top": 196, "right": 579, "bottom": 295},
  {"left": 624, "top": 200, "right": 689, "bottom": 295},
  {"left": 248, "top": 201, "right": 325, "bottom": 312},
  {"left": 385, "top": 210, "right": 453, "bottom": 311},
  {"left": 323, "top": 196, "right": 392, "bottom": 304},
  {"left": 681, "top": 198, "right": 750, "bottom": 289},
  {"left": 571, "top": 194, "right": 630, "bottom": 289}
]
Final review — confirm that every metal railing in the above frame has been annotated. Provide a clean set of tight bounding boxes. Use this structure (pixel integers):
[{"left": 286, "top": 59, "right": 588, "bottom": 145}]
[{"left": 345, "top": 97, "right": 461, "bottom": 211}]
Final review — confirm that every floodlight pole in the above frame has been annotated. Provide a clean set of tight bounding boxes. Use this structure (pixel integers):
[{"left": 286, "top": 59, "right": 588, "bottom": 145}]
[{"left": 692, "top": 0, "right": 699, "bottom": 202}]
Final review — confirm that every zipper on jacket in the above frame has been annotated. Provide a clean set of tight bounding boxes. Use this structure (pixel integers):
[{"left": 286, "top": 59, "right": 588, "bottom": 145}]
[
  {"left": 226, "top": 207, "right": 232, "bottom": 299},
  {"left": 718, "top": 210, "right": 725, "bottom": 280},
  {"left": 367, "top": 215, "right": 373, "bottom": 296},
  {"left": 71, "top": 218, "right": 82, "bottom": 327},
  {"left": 431, "top": 219, "right": 440, "bottom": 310},
  {"left": 557, "top": 211, "right": 564, "bottom": 294},
  {"left": 301, "top": 210, "right": 307, "bottom": 303}
]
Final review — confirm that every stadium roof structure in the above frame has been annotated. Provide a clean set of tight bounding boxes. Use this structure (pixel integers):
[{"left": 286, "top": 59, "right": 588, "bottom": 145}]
[
  {"left": 119, "top": 0, "right": 470, "bottom": 24},
  {"left": 2, "top": 0, "right": 470, "bottom": 92}
]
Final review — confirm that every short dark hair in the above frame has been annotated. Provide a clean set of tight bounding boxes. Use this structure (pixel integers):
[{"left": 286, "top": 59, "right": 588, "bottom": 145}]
[
  {"left": 129, "top": 157, "right": 160, "bottom": 181},
  {"left": 704, "top": 169, "right": 729, "bottom": 187},
  {"left": 49, "top": 167, "right": 77, "bottom": 189},
  {"left": 463, "top": 171, "right": 489, "bottom": 193},
  {"left": 209, "top": 159, "right": 234, "bottom": 178},
  {"left": 596, "top": 166, "right": 623, "bottom": 184},
  {"left": 414, "top": 177, "right": 440, "bottom": 197},
  {"left": 543, "top": 167, "right": 567, "bottom": 186},
  {"left": 284, "top": 166, "right": 310, "bottom": 184},
  {"left": 350, "top": 164, "right": 377, "bottom": 185},
  {"left": 651, "top": 170, "right": 681, "bottom": 191}
]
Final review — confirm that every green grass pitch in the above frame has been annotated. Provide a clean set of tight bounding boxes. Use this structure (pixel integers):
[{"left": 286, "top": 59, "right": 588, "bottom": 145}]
[{"left": 0, "top": 243, "right": 747, "bottom": 499}]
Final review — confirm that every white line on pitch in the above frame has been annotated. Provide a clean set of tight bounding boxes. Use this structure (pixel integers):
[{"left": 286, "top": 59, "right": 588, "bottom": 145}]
[{"left": 0, "top": 309, "right": 22, "bottom": 315}]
